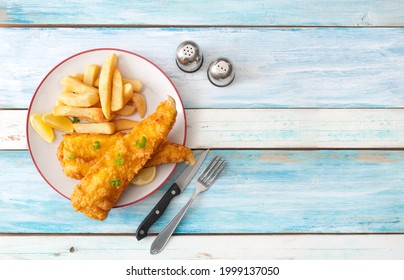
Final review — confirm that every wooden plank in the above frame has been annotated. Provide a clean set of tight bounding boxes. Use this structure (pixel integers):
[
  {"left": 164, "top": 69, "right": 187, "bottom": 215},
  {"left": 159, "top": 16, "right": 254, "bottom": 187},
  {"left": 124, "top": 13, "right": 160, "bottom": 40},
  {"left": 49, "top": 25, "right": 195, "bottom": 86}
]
[
  {"left": 0, "top": 110, "right": 27, "bottom": 150},
  {"left": 1, "top": 150, "right": 403, "bottom": 234},
  {"left": 1, "top": 1, "right": 404, "bottom": 26},
  {"left": 1, "top": 28, "right": 404, "bottom": 109},
  {"left": 5, "top": 108, "right": 404, "bottom": 150},
  {"left": 186, "top": 108, "right": 404, "bottom": 149},
  {"left": 1, "top": 234, "right": 403, "bottom": 260}
]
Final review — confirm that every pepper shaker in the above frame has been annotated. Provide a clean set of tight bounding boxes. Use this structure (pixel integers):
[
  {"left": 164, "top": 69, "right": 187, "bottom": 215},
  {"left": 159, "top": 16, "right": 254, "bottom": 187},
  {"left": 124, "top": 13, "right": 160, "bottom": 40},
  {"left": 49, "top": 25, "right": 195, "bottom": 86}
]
[{"left": 207, "top": 57, "right": 235, "bottom": 87}]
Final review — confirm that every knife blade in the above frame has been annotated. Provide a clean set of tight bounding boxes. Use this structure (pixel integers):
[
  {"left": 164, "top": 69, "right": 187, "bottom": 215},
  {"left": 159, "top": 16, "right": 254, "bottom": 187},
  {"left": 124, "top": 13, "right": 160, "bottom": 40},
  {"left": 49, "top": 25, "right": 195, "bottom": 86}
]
[{"left": 135, "top": 149, "right": 209, "bottom": 240}]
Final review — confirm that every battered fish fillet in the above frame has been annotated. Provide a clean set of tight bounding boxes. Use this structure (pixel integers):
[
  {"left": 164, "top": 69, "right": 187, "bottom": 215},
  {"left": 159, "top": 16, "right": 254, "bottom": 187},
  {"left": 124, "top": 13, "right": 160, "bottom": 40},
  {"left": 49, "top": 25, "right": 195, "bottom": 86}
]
[
  {"left": 57, "top": 133, "right": 194, "bottom": 180},
  {"left": 71, "top": 97, "right": 177, "bottom": 220}
]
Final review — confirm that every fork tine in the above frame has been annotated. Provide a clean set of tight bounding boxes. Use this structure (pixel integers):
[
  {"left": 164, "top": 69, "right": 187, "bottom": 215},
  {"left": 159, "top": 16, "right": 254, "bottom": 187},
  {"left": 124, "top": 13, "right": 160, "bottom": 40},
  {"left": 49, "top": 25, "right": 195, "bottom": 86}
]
[
  {"left": 199, "top": 156, "right": 220, "bottom": 181},
  {"left": 205, "top": 159, "right": 226, "bottom": 186},
  {"left": 201, "top": 156, "right": 222, "bottom": 182},
  {"left": 203, "top": 158, "right": 224, "bottom": 183},
  {"left": 199, "top": 156, "right": 226, "bottom": 186}
]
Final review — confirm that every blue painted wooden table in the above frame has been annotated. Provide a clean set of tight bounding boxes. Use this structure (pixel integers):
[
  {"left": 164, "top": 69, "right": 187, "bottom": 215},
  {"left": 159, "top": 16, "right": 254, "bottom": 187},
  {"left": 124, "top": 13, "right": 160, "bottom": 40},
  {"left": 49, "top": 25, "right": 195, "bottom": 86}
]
[{"left": 1, "top": 1, "right": 404, "bottom": 259}]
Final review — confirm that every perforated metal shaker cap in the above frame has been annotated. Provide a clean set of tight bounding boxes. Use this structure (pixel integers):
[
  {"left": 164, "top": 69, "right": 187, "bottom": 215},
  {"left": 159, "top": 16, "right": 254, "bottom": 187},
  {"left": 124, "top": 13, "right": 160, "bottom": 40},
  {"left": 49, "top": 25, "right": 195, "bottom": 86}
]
[
  {"left": 175, "top": 40, "right": 203, "bottom": 73},
  {"left": 207, "top": 57, "right": 235, "bottom": 87}
]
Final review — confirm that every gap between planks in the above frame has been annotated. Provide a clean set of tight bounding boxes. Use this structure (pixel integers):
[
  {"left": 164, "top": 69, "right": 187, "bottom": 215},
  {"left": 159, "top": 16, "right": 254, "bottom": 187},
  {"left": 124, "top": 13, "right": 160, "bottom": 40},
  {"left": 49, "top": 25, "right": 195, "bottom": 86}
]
[
  {"left": 2, "top": 24, "right": 404, "bottom": 28},
  {"left": 1, "top": 232, "right": 403, "bottom": 236}
]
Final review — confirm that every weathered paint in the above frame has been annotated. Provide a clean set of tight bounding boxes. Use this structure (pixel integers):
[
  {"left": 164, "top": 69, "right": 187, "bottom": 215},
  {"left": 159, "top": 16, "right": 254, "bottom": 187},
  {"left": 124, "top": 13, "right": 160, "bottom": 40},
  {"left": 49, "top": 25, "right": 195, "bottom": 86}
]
[
  {"left": 1, "top": 235, "right": 404, "bottom": 260},
  {"left": 4, "top": 109, "right": 404, "bottom": 149},
  {"left": 1, "top": 1, "right": 404, "bottom": 26},
  {"left": 0, "top": 28, "right": 404, "bottom": 108},
  {"left": 1, "top": 0, "right": 404, "bottom": 260},
  {"left": 1, "top": 150, "right": 403, "bottom": 233}
]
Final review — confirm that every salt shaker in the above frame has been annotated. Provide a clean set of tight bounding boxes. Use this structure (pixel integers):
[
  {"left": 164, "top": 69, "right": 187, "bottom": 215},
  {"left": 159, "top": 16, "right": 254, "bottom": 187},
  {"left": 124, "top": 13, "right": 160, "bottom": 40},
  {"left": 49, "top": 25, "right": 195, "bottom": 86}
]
[{"left": 175, "top": 40, "right": 203, "bottom": 73}]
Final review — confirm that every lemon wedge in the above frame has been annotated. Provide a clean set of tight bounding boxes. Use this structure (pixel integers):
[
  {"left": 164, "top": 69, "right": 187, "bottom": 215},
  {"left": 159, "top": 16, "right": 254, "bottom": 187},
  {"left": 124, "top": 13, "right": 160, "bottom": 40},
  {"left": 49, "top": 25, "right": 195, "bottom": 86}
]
[
  {"left": 42, "top": 113, "right": 74, "bottom": 132},
  {"left": 30, "top": 114, "right": 55, "bottom": 143},
  {"left": 131, "top": 166, "right": 157, "bottom": 186}
]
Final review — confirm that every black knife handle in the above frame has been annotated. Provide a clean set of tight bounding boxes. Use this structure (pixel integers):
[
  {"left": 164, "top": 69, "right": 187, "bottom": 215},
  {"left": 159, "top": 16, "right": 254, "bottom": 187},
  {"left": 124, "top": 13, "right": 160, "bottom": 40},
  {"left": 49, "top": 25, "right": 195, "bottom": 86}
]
[{"left": 136, "top": 183, "right": 182, "bottom": 240}]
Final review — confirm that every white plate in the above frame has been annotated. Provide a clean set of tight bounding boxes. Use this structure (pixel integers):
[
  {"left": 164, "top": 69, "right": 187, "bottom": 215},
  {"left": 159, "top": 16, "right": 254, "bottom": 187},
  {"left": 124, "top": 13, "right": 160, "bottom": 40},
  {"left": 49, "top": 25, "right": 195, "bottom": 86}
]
[{"left": 26, "top": 48, "right": 186, "bottom": 207}]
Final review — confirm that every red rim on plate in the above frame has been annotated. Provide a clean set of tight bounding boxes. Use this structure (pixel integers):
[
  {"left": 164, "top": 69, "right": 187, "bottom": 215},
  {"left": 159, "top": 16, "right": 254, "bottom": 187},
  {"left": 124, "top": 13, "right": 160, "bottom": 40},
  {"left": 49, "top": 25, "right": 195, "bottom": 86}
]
[{"left": 26, "top": 48, "right": 187, "bottom": 208}]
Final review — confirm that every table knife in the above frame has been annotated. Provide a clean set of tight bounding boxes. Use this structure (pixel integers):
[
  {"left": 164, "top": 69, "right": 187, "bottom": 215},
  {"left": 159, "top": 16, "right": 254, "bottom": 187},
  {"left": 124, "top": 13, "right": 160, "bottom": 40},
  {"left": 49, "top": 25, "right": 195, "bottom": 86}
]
[{"left": 135, "top": 149, "right": 209, "bottom": 240}]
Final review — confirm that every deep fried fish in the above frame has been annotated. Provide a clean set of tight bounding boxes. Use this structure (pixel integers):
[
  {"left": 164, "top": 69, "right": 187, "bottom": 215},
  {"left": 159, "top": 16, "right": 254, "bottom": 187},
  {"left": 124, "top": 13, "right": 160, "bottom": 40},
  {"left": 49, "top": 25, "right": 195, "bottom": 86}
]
[
  {"left": 71, "top": 97, "right": 177, "bottom": 220},
  {"left": 57, "top": 133, "right": 194, "bottom": 180}
]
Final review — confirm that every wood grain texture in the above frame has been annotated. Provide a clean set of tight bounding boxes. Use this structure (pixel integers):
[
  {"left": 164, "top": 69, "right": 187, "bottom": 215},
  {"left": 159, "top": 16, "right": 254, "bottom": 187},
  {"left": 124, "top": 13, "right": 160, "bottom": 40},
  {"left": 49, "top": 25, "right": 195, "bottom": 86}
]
[
  {"left": 1, "top": 28, "right": 404, "bottom": 109},
  {"left": 1, "top": 1, "right": 404, "bottom": 26},
  {"left": 186, "top": 108, "right": 404, "bottom": 149},
  {"left": 0, "top": 110, "right": 26, "bottom": 149},
  {"left": 4, "top": 109, "right": 404, "bottom": 150},
  {"left": 1, "top": 234, "right": 403, "bottom": 260},
  {"left": 1, "top": 150, "right": 403, "bottom": 234},
  {"left": 2, "top": 2, "right": 404, "bottom": 260}
]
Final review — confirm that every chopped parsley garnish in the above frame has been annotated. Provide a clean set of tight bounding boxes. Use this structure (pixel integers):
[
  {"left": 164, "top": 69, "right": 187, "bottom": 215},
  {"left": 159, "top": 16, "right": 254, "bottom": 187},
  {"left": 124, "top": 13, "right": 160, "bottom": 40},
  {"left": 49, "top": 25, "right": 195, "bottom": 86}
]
[
  {"left": 93, "top": 141, "right": 101, "bottom": 150},
  {"left": 115, "top": 152, "right": 124, "bottom": 166},
  {"left": 72, "top": 117, "right": 80, "bottom": 123},
  {"left": 110, "top": 179, "right": 121, "bottom": 187},
  {"left": 69, "top": 155, "right": 76, "bottom": 160},
  {"left": 135, "top": 136, "right": 147, "bottom": 149}
]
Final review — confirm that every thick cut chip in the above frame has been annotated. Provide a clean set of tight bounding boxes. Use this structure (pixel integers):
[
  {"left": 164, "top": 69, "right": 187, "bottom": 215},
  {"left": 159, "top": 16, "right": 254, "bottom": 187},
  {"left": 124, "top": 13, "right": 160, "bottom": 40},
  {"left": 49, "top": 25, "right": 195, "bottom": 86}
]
[
  {"left": 83, "top": 64, "right": 101, "bottom": 86},
  {"left": 111, "top": 69, "right": 124, "bottom": 112},
  {"left": 61, "top": 75, "right": 98, "bottom": 95},
  {"left": 113, "top": 119, "right": 138, "bottom": 131},
  {"left": 72, "top": 73, "right": 84, "bottom": 81},
  {"left": 53, "top": 106, "right": 109, "bottom": 122},
  {"left": 98, "top": 53, "right": 118, "bottom": 119},
  {"left": 122, "top": 83, "right": 134, "bottom": 105},
  {"left": 58, "top": 91, "right": 100, "bottom": 107},
  {"left": 122, "top": 78, "right": 142, "bottom": 92},
  {"left": 115, "top": 104, "right": 136, "bottom": 116},
  {"left": 73, "top": 122, "right": 115, "bottom": 134},
  {"left": 132, "top": 93, "right": 147, "bottom": 118}
]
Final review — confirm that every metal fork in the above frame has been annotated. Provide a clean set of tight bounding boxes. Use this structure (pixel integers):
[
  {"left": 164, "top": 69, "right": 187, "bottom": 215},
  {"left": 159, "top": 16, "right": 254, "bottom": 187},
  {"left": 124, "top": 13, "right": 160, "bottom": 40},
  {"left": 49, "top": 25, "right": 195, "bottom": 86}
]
[{"left": 150, "top": 156, "right": 227, "bottom": 254}]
